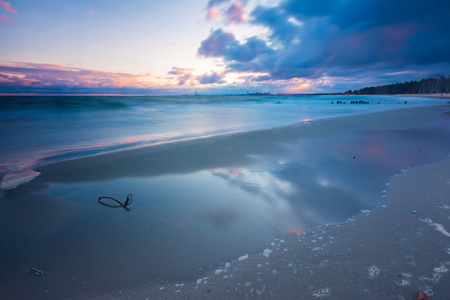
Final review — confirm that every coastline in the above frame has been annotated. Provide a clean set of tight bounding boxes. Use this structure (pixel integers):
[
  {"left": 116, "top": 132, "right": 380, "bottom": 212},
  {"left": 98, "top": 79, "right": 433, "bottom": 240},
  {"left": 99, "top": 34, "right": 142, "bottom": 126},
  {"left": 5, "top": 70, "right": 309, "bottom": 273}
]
[
  {"left": 389, "top": 93, "right": 450, "bottom": 99},
  {"left": 67, "top": 106, "right": 450, "bottom": 300},
  {"left": 34, "top": 104, "right": 450, "bottom": 184},
  {"left": 63, "top": 106, "right": 450, "bottom": 300},
  {"left": 78, "top": 158, "right": 450, "bottom": 300},
  {"left": 2, "top": 104, "right": 449, "bottom": 300},
  {"left": 1, "top": 94, "right": 448, "bottom": 190},
  {"left": 350, "top": 93, "right": 450, "bottom": 99}
]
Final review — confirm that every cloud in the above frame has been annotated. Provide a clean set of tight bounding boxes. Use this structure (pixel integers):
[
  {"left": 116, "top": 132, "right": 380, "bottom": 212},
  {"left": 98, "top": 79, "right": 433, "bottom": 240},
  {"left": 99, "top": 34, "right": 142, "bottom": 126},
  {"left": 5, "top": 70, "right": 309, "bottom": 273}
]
[
  {"left": 167, "top": 67, "right": 195, "bottom": 85},
  {"left": 206, "top": 0, "right": 247, "bottom": 25},
  {"left": 0, "top": 62, "right": 160, "bottom": 94},
  {"left": 168, "top": 67, "right": 195, "bottom": 76},
  {"left": 167, "top": 67, "right": 226, "bottom": 85},
  {"left": 0, "top": 0, "right": 17, "bottom": 13},
  {"left": 199, "top": 0, "right": 450, "bottom": 87},
  {"left": 198, "top": 29, "right": 274, "bottom": 63},
  {"left": 206, "top": 9, "right": 221, "bottom": 20},
  {"left": 207, "top": 0, "right": 231, "bottom": 9},
  {"left": 225, "top": 1, "right": 246, "bottom": 24},
  {"left": 0, "top": 62, "right": 229, "bottom": 94},
  {"left": 199, "top": 71, "right": 226, "bottom": 84},
  {"left": 1, "top": 13, "right": 17, "bottom": 22},
  {"left": 251, "top": 5, "right": 302, "bottom": 43},
  {"left": 198, "top": 29, "right": 235, "bottom": 58}
]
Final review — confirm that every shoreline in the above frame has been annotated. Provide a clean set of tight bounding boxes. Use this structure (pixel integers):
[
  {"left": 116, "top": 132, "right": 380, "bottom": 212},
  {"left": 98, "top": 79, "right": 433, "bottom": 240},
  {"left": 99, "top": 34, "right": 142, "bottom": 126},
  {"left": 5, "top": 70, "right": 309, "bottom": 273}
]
[
  {"left": 46, "top": 104, "right": 449, "bottom": 300},
  {"left": 390, "top": 93, "right": 450, "bottom": 99},
  {"left": 1, "top": 96, "right": 448, "bottom": 191},
  {"left": 347, "top": 93, "right": 450, "bottom": 99},
  {"left": 71, "top": 153, "right": 450, "bottom": 299},
  {"left": 34, "top": 104, "right": 450, "bottom": 184},
  {"left": 2, "top": 104, "right": 449, "bottom": 300}
]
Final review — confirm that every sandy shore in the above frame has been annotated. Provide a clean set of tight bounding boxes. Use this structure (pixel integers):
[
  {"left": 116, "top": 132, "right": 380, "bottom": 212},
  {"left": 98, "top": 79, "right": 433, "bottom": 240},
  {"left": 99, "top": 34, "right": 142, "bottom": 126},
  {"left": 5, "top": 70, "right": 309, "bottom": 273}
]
[
  {"left": 81, "top": 159, "right": 450, "bottom": 300},
  {"left": 351, "top": 93, "right": 450, "bottom": 100},
  {"left": 35, "top": 105, "right": 450, "bottom": 184},
  {"left": 393, "top": 93, "right": 450, "bottom": 99},
  {"left": 55, "top": 105, "right": 450, "bottom": 299},
  {"left": 3, "top": 104, "right": 449, "bottom": 300}
]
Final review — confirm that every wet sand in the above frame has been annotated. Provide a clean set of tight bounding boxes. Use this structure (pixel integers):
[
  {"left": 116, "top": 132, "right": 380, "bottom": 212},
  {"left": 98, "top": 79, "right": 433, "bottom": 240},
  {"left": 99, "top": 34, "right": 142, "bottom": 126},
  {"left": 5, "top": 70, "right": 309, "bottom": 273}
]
[
  {"left": 81, "top": 158, "right": 450, "bottom": 300},
  {"left": 65, "top": 105, "right": 450, "bottom": 300},
  {"left": 2, "top": 105, "right": 450, "bottom": 300},
  {"left": 35, "top": 105, "right": 449, "bottom": 184}
]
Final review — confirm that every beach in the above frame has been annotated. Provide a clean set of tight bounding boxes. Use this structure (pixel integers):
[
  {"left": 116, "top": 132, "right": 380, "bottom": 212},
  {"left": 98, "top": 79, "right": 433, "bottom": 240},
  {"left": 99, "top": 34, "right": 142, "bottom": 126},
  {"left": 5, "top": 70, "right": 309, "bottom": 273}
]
[
  {"left": 393, "top": 93, "right": 450, "bottom": 99},
  {"left": 1, "top": 100, "right": 449, "bottom": 299},
  {"left": 141, "top": 157, "right": 450, "bottom": 300}
]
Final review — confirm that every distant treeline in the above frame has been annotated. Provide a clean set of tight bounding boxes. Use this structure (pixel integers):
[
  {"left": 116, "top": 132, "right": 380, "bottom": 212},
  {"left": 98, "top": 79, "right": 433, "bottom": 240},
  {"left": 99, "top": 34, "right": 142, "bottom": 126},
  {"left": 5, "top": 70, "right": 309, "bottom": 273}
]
[{"left": 345, "top": 75, "right": 450, "bottom": 95}]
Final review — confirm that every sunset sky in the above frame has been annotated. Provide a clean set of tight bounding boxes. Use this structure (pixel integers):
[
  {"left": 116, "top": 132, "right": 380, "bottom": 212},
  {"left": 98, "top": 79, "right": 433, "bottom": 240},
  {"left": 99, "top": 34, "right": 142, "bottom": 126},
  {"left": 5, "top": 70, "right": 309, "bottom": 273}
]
[{"left": 1, "top": 0, "right": 449, "bottom": 95}]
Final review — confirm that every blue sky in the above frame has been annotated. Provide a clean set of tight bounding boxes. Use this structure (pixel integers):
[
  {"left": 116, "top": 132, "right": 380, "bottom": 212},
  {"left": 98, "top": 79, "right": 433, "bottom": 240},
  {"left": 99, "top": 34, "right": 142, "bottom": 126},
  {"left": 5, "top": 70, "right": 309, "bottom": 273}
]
[{"left": 1, "top": 0, "right": 449, "bottom": 94}]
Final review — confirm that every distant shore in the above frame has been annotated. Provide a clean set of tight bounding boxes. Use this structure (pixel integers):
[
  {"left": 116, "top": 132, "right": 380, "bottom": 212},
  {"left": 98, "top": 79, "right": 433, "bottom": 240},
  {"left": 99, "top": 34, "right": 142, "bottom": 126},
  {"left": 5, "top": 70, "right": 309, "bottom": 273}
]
[
  {"left": 344, "top": 93, "right": 450, "bottom": 99},
  {"left": 390, "top": 93, "right": 450, "bottom": 99}
]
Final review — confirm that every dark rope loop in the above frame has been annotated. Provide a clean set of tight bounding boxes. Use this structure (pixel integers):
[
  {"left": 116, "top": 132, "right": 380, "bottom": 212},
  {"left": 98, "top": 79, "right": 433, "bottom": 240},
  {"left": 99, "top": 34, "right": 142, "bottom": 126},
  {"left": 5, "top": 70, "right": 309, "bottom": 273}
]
[{"left": 98, "top": 193, "right": 133, "bottom": 208}]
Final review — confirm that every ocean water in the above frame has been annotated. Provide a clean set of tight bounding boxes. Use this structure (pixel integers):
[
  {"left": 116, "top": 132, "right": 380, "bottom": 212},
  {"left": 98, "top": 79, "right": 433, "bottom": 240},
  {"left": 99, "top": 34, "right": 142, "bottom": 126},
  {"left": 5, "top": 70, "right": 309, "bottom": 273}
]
[
  {"left": 0, "top": 94, "right": 445, "bottom": 173},
  {"left": 1, "top": 95, "right": 449, "bottom": 299}
]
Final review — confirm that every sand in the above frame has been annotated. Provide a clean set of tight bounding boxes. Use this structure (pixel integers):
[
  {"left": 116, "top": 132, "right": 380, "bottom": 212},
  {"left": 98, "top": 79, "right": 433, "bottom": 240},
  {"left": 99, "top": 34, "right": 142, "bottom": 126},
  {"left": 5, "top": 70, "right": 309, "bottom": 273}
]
[
  {"left": 117, "top": 159, "right": 450, "bottom": 300},
  {"left": 60, "top": 105, "right": 450, "bottom": 299},
  {"left": 393, "top": 93, "right": 450, "bottom": 99},
  {"left": 3, "top": 104, "right": 450, "bottom": 300},
  {"left": 34, "top": 105, "right": 450, "bottom": 184},
  {"left": 344, "top": 93, "right": 450, "bottom": 99}
]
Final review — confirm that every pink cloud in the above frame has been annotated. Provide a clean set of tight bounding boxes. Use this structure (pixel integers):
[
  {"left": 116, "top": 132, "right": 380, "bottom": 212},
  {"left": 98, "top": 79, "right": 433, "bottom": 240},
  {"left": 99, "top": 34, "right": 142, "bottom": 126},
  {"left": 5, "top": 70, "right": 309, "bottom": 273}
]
[
  {"left": 0, "top": 0, "right": 17, "bottom": 13},
  {"left": 168, "top": 67, "right": 195, "bottom": 76},
  {"left": 167, "top": 67, "right": 226, "bottom": 86},
  {"left": 168, "top": 67, "right": 195, "bottom": 85},
  {"left": 226, "top": 1, "right": 246, "bottom": 24},
  {"left": 206, "top": 9, "right": 221, "bottom": 20},
  {"left": 0, "top": 62, "right": 157, "bottom": 90},
  {"left": 1, "top": 13, "right": 17, "bottom": 22}
]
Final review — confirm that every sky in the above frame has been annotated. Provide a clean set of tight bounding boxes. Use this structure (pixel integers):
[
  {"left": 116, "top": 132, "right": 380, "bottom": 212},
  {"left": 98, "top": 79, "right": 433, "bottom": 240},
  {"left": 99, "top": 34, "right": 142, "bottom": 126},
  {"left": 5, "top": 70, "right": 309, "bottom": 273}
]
[{"left": 0, "top": 0, "right": 449, "bottom": 95}]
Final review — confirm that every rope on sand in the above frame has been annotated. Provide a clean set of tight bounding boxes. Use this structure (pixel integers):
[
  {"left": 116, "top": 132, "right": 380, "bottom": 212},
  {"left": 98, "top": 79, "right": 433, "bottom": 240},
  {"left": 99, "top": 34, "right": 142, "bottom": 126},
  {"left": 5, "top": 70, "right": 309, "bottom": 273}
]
[{"left": 98, "top": 193, "right": 133, "bottom": 208}]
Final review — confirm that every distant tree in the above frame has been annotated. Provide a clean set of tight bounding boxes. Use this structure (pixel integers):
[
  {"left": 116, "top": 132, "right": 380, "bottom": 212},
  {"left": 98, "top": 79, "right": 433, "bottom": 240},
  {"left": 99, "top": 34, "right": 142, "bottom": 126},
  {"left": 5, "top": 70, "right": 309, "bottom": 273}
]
[{"left": 352, "top": 75, "right": 450, "bottom": 95}]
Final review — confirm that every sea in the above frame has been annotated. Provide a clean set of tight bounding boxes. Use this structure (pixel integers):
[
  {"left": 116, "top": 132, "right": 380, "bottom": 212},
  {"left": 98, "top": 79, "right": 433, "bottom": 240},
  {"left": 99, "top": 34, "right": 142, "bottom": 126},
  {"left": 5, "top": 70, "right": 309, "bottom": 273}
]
[
  {"left": 0, "top": 94, "right": 449, "bottom": 299},
  {"left": 0, "top": 94, "right": 444, "bottom": 174}
]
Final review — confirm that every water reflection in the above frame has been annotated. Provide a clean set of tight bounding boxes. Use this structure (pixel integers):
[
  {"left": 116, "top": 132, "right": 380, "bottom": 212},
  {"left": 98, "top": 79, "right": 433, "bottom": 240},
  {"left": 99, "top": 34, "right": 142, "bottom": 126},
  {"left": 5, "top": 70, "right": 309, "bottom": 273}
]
[
  {"left": 2, "top": 113, "right": 450, "bottom": 299},
  {"left": 211, "top": 168, "right": 301, "bottom": 231}
]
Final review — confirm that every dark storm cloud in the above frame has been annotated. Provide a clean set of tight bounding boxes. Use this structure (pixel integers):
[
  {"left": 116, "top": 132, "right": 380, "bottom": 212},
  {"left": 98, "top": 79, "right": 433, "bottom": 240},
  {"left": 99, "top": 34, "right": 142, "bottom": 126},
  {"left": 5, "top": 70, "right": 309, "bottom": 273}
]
[
  {"left": 250, "top": 5, "right": 301, "bottom": 43},
  {"left": 198, "top": 29, "right": 274, "bottom": 63},
  {"left": 201, "top": 0, "right": 450, "bottom": 81}
]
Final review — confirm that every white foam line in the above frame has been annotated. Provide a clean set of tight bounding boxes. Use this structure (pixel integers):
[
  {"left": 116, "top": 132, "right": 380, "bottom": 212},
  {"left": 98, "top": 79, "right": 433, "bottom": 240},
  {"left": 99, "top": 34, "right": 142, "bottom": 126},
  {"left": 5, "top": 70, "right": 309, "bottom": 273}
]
[
  {"left": 311, "top": 287, "right": 331, "bottom": 298},
  {"left": 418, "top": 262, "right": 450, "bottom": 283},
  {"left": 238, "top": 254, "right": 248, "bottom": 261},
  {"left": 215, "top": 269, "right": 225, "bottom": 275},
  {"left": 420, "top": 218, "right": 450, "bottom": 238},
  {"left": 263, "top": 249, "right": 273, "bottom": 258}
]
